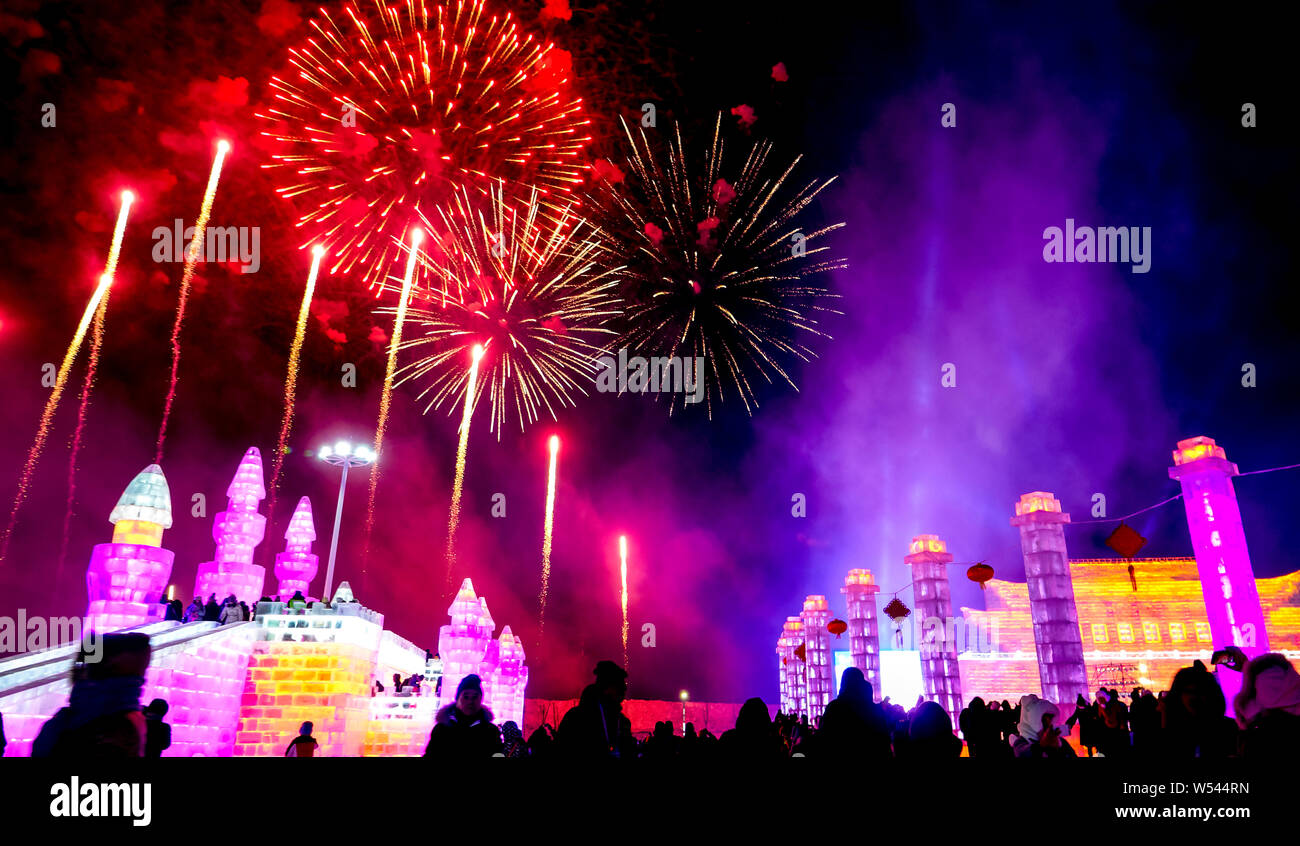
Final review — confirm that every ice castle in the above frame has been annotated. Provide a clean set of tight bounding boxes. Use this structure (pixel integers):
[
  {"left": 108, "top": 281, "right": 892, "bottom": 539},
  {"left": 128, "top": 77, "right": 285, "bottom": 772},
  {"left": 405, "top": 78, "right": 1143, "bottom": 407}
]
[{"left": 0, "top": 447, "right": 527, "bottom": 756}]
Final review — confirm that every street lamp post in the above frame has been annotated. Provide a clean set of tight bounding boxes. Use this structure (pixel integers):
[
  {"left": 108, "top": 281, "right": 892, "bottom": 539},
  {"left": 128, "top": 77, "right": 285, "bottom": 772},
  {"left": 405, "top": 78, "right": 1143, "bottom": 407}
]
[
  {"left": 317, "top": 440, "right": 374, "bottom": 602},
  {"left": 680, "top": 690, "right": 689, "bottom": 735}
]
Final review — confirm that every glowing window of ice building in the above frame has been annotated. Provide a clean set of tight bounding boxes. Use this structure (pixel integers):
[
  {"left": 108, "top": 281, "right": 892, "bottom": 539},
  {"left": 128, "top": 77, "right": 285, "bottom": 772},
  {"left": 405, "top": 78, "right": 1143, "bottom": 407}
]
[
  {"left": 1117, "top": 623, "right": 1135, "bottom": 643},
  {"left": 1143, "top": 622, "right": 1160, "bottom": 643},
  {"left": 879, "top": 650, "right": 923, "bottom": 707},
  {"left": 1194, "top": 622, "right": 1212, "bottom": 642},
  {"left": 831, "top": 650, "right": 854, "bottom": 697},
  {"left": 1170, "top": 623, "right": 1186, "bottom": 642},
  {"left": 1091, "top": 624, "right": 1109, "bottom": 644}
]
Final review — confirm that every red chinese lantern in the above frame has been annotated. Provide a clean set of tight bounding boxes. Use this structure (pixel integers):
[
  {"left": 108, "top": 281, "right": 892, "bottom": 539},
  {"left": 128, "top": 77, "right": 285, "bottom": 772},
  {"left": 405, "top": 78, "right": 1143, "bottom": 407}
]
[
  {"left": 827, "top": 618, "right": 847, "bottom": 638},
  {"left": 966, "top": 562, "right": 994, "bottom": 591}
]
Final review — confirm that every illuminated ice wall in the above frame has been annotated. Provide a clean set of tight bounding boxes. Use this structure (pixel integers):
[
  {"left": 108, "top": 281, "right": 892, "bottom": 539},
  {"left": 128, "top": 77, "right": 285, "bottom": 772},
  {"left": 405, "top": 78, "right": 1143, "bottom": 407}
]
[
  {"left": 194, "top": 447, "right": 267, "bottom": 603},
  {"left": 1169, "top": 436, "right": 1271, "bottom": 703},
  {"left": 273, "top": 496, "right": 318, "bottom": 600},
  {"left": 1010, "top": 492, "right": 1088, "bottom": 704},
  {"left": 905, "top": 534, "right": 962, "bottom": 724},
  {"left": 85, "top": 464, "right": 175, "bottom": 632},
  {"left": 842, "top": 569, "right": 882, "bottom": 697}
]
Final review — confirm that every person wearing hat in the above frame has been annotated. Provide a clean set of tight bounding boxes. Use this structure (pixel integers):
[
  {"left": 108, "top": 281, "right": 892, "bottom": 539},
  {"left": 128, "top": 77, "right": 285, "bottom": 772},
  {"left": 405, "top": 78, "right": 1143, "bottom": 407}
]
[
  {"left": 142, "top": 698, "right": 172, "bottom": 757},
  {"left": 33, "top": 633, "right": 152, "bottom": 758},
  {"left": 556, "top": 660, "right": 634, "bottom": 759},
  {"left": 424, "top": 674, "right": 502, "bottom": 760}
]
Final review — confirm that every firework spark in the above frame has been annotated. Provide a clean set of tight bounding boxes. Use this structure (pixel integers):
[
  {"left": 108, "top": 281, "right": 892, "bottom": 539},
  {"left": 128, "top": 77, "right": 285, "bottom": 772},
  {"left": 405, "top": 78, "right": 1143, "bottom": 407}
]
[
  {"left": 391, "top": 184, "right": 622, "bottom": 435},
  {"left": 362, "top": 227, "right": 424, "bottom": 565},
  {"left": 156, "top": 140, "right": 230, "bottom": 463},
  {"left": 587, "top": 114, "right": 846, "bottom": 415},
  {"left": 268, "top": 245, "right": 326, "bottom": 529},
  {"left": 444, "top": 344, "right": 483, "bottom": 591},
  {"left": 259, "top": 0, "right": 592, "bottom": 293},
  {"left": 538, "top": 433, "right": 559, "bottom": 639},
  {"left": 3, "top": 191, "right": 134, "bottom": 566},
  {"left": 619, "top": 533, "right": 629, "bottom": 668}
]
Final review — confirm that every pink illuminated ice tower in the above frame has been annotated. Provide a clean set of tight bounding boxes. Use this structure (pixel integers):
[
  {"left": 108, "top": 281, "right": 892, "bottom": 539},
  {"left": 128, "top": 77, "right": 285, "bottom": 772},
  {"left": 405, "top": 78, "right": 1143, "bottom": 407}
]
[
  {"left": 842, "top": 569, "right": 882, "bottom": 698},
  {"left": 85, "top": 464, "right": 175, "bottom": 632},
  {"left": 193, "top": 447, "right": 268, "bottom": 603},
  {"left": 273, "top": 496, "right": 318, "bottom": 600},
  {"left": 801, "top": 595, "right": 832, "bottom": 722},
  {"left": 493, "top": 626, "right": 527, "bottom": 729},
  {"left": 437, "top": 579, "right": 495, "bottom": 710},
  {"left": 1169, "top": 436, "right": 1270, "bottom": 703},
  {"left": 1010, "top": 492, "right": 1088, "bottom": 705},
  {"left": 905, "top": 534, "right": 963, "bottom": 724},
  {"left": 778, "top": 616, "right": 806, "bottom": 717}
]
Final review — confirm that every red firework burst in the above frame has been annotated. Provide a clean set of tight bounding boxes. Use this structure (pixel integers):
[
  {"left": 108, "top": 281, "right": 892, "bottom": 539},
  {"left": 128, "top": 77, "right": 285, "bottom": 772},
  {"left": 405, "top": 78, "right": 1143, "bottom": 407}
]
[{"left": 258, "top": 0, "right": 592, "bottom": 293}]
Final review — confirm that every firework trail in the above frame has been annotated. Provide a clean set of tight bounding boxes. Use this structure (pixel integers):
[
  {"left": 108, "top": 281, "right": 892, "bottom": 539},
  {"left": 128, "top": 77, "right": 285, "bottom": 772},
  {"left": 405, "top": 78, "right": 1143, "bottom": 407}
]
[
  {"left": 538, "top": 434, "right": 559, "bottom": 639},
  {"left": 443, "top": 344, "right": 483, "bottom": 591},
  {"left": 267, "top": 245, "right": 326, "bottom": 531},
  {"left": 390, "top": 184, "right": 622, "bottom": 436},
  {"left": 619, "top": 534, "right": 629, "bottom": 668},
  {"left": 362, "top": 228, "right": 424, "bottom": 565},
  {"left": 259, "top": 0, "right": 591, "bottom": 293},
  {"left": 2, "top": 191, "right": 134, "bottom": 566},
  {"left": 586, "top": 114, "right": 847, "bottom": 416},
  {"left": 155, "top": 140, "right": 230, "bottom": 463}
]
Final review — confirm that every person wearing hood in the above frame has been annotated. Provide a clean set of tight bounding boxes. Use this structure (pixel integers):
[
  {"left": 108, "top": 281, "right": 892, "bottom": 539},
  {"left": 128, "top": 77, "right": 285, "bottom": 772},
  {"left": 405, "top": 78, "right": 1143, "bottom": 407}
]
[
  {"left": 500, "top": 721, "right": 527, "bottom": 757},
  {"left": 33, "top": 633, "right": 151, "bottom": 758},
  {"left": 424, "top": 675, "right": 501, "bottom": 760},
  {"left": 218, "top": 595, "right": 245, "bottom": 625},
  {"left": 556, "top": 660, "right": 634, "bottom": 759},
  {"left": 1012, "top": 694, "right": 1076, "bottom": 758},
  {"left": 202, "top": 594, "right": 221, "bottom": 622},
  {"left": 285, "top": 721, "right": 319, "bottom": 757},
  {"left": 1232, "top": 652, "right": 1300, "bottom": 760},
  {"left": 815, "top": 667, "right": 891, "bottom": 760},
  {"left": 183, "top": 597, "right": 205, "bottom": 623},
  {"left": 898, "top": 701, "right": 962, "bottom": 759},
  {"left": 719, "top": 697, "right": 785, "bottom": 761}
]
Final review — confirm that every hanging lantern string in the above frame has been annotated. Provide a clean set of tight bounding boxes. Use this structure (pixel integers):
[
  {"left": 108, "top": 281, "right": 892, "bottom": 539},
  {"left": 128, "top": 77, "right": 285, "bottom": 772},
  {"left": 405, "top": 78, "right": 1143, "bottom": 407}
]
[
  {"left": 1066, "top": 458, "right": 1300, "bottom": 527},
  {"left": 1069, "top": 493, "right": 1184, "bottom": 525},
  {"left": 875, "top": 560, "right": 990, "bottom": 600}
]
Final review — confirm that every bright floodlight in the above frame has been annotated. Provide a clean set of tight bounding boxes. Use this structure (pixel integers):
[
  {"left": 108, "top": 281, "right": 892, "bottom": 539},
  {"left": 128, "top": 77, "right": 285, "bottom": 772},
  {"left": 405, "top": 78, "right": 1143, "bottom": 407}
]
[
  {"left": 318, "top": 445, "right": 333, "bottom": 459},
  {"left": 335, "top": 440, "right": 351, "bottom": 457},
  {"left": 680, "top": 690, "right": 689, "bottom": 701}
]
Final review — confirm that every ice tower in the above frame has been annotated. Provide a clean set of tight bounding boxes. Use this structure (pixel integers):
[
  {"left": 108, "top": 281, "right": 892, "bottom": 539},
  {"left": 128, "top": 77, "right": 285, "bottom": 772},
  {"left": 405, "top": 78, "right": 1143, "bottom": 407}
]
[
  {"left": 801, "top": 595, "right": 832, "bottom": 721},
  {"left": 1011, "top": 492, "right": 1088, "bottom": 704},
  {"left": 85, "top": 464, "right": 175, "bottom": 632},
  {"left": 779, "top": 616, "right": 806, "bottom": 717},
  {"left": 1169, "top": 436, "right": 1271, "bottom": 703},
  {"left": 905, "top": 534, "right": 962, "bottom": 724},
  {"left": 842, "top": 569, "right": 882, "bottom": 697},
  {"left": 274, "top": 496, "right": 318, "bottom": 600},
  {"left": 437, "top": 579, "right": 495, "bottom": 710},
  {"left": 194, "top": 447, "right": 268, "bottom": 602},
  {"left": 493, "top": 626, "right": 527, "bottom": 729}
]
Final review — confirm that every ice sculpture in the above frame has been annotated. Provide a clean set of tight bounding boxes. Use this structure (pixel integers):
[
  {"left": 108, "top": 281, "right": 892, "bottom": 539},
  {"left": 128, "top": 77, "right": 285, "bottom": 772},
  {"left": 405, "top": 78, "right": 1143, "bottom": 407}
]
[
  {"left": 1011, "top": 492, "right": 1088, "bottom": 704},
  {"left": 274, "top": 496, "right": 318, "bottom": 600},
  {"left": 778, "top": 616, "right": 806, "bottom": 717},
  {"left": 842, "top": 569, "right": 882, "bottom": 698},
  {"left": 1169, "top": 436, "right": 1271, "bottom": 703},
  {"left": 492, "top": 626, "right": 527, "bottom": 729},
  {"left": 85, "top": 464, "right": 175, "bottom": 632},
  {"left": 905, "top": 534, "right": 963, "bottom": 724},
  {"left": 801, "top": 595, "right": 832, "bottom": 721},
  {"left": 437, "top": 579, "right": 495, "bottom": 710},
  {"left": 194, "top": 447, "right": 268, "bottom": 602}
]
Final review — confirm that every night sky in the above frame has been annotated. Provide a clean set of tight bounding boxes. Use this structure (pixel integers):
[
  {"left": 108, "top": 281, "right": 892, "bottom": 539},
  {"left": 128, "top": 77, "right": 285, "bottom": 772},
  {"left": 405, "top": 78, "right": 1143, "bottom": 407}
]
[{"left": 1, "top": 0, "right": 1296, "bottom": 702}]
